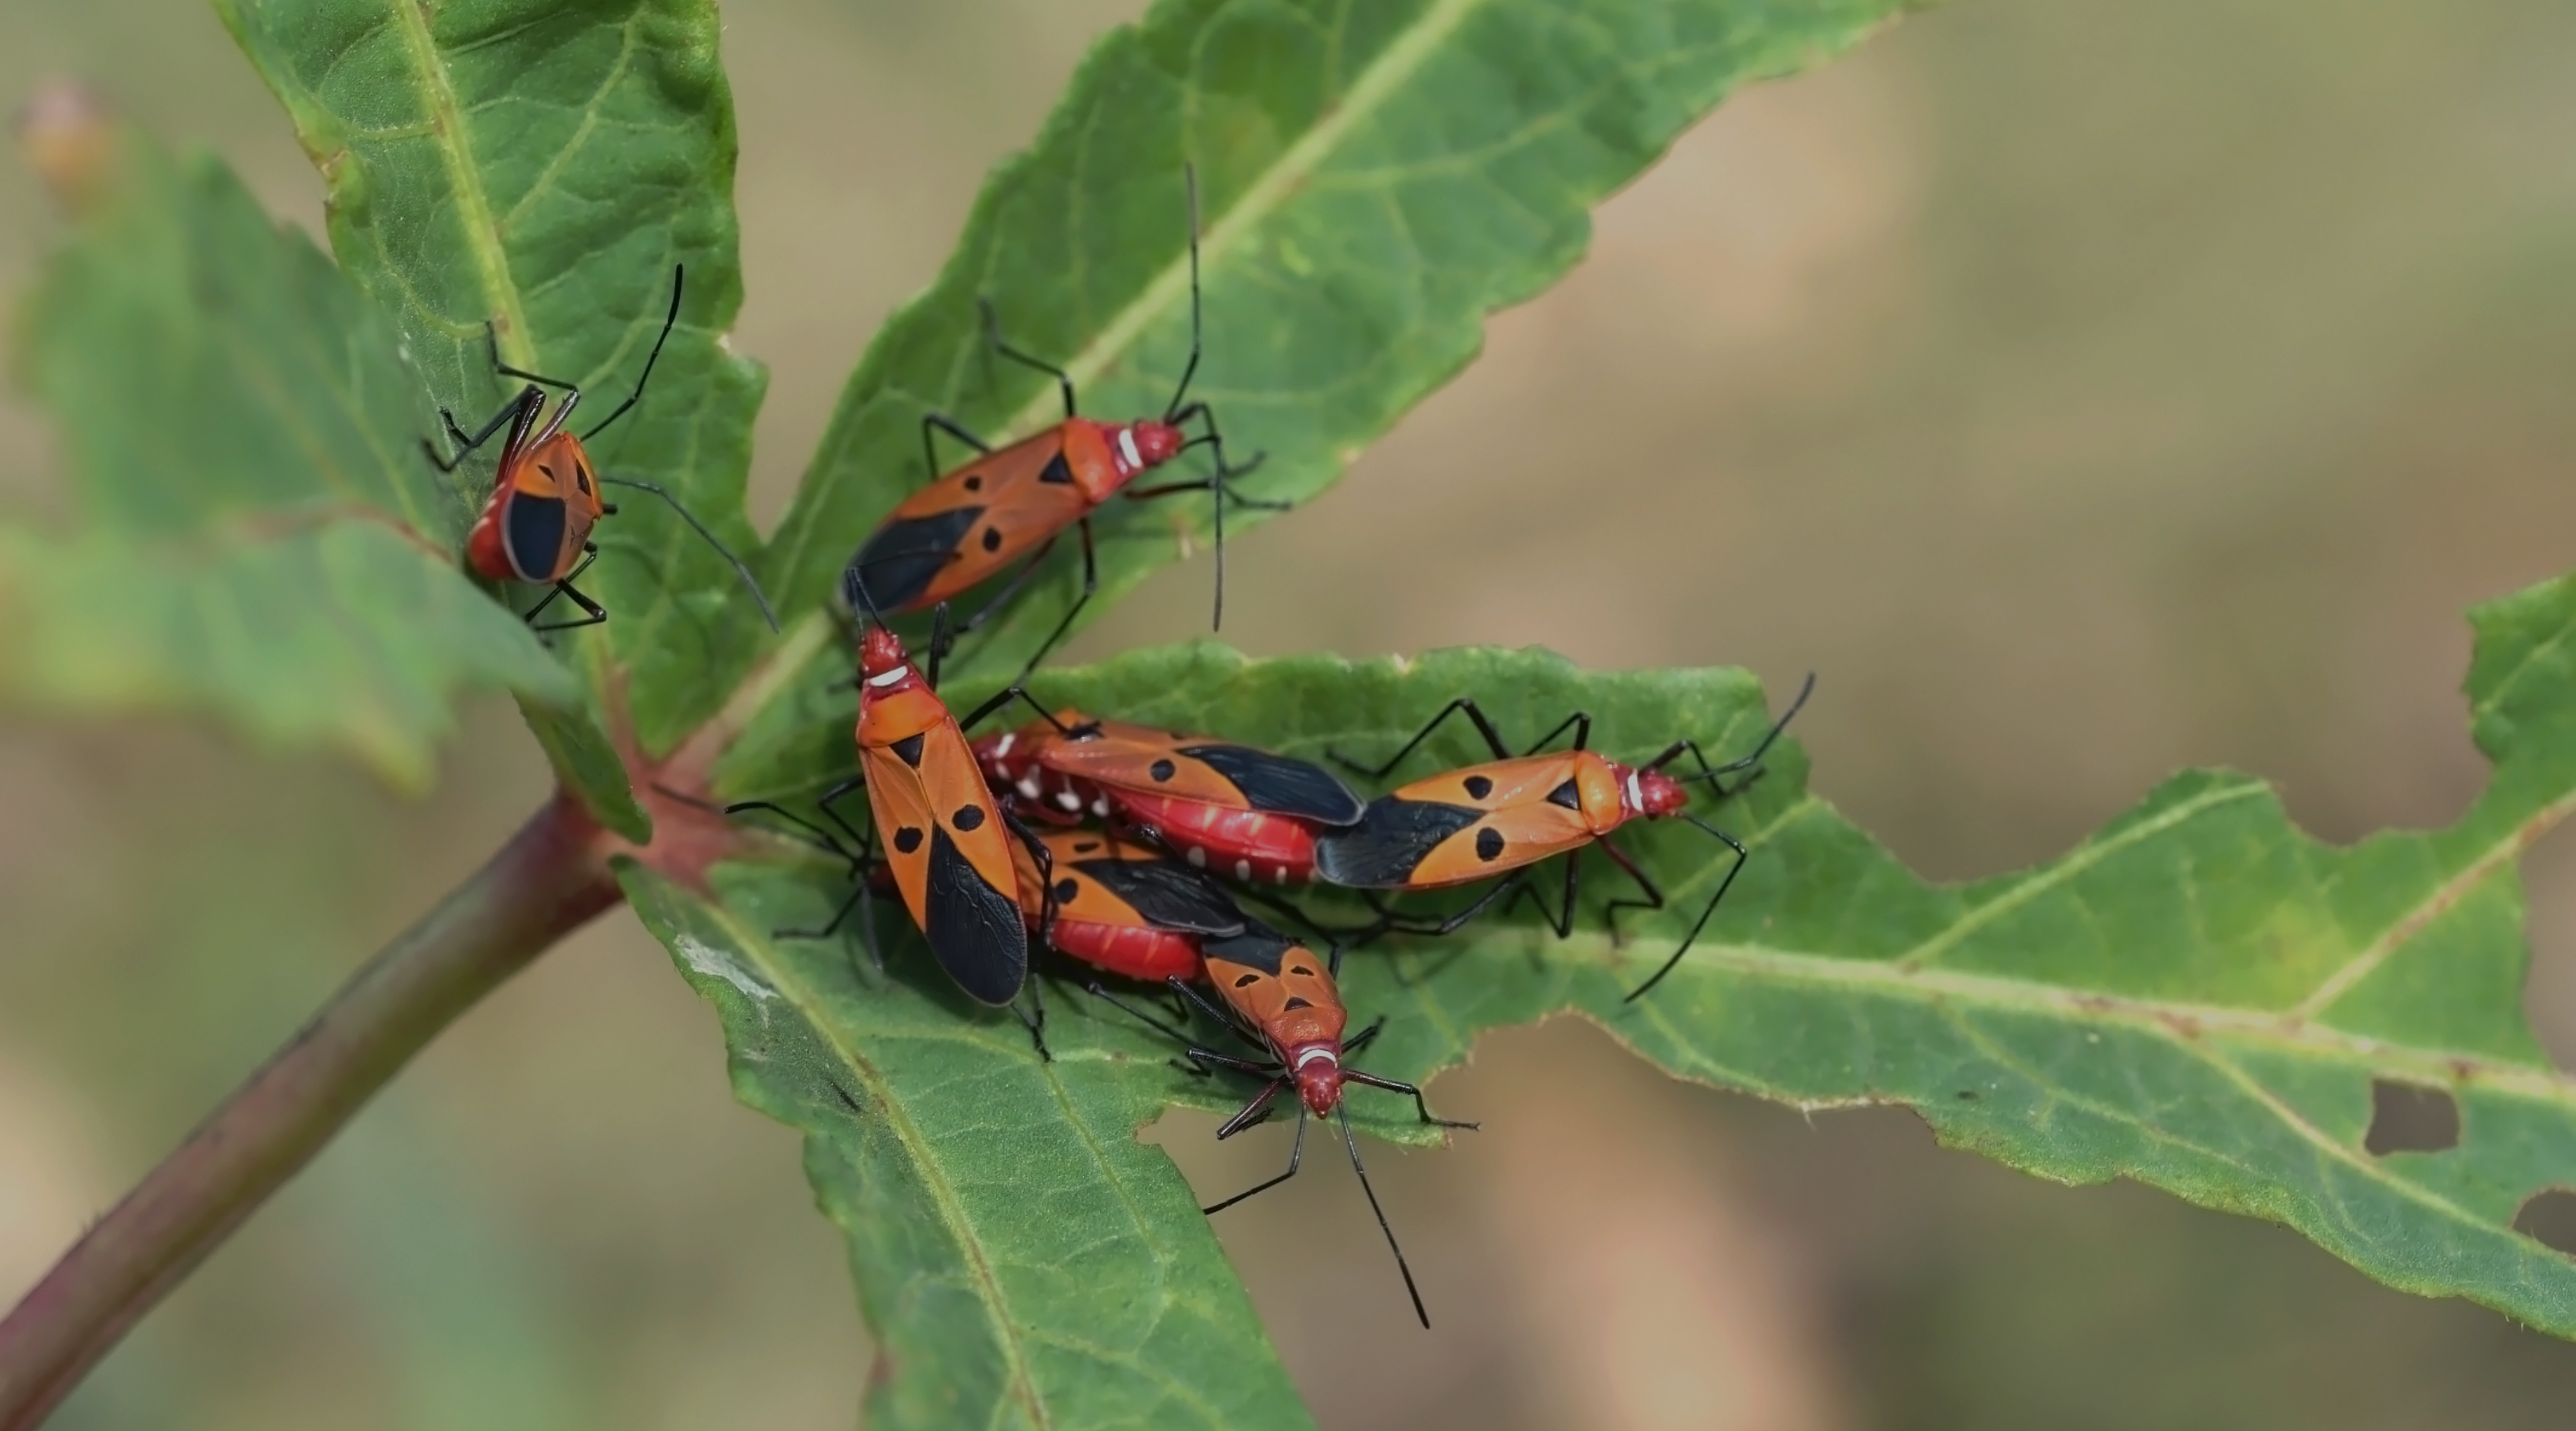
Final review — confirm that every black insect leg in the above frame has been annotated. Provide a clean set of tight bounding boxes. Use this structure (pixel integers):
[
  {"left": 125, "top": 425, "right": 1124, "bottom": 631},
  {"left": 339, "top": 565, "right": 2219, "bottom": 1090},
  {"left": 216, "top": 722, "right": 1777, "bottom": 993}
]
[
  {"left": 980, "top": 298, "right": 1078, "bottom": 419},
  {"left": 1332, "top": 698, "right": 1518, "bottom": 781},
  {"left": 424, "top": 385, "right": 546, "bottom": 472},
  {"left": 1343, "top": 1068, "right": 1479, "bottom": 1132},
  {"left": 919, "top": 410, "right": 994, "bottom": 483},
  {"left": 526, "top": 548, "right": 609, "bottom": 631},
  {"left": 1205, "top": 1104, "right": 1307, "bottom": 1216}
]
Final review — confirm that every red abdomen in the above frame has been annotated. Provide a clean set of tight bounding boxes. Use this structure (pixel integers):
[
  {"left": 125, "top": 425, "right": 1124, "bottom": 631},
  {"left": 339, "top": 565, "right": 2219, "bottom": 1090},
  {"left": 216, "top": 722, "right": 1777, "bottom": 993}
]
[
  {"left": 1048, "top": 917, "right": 1206, "bottom": 982},
  {"left": 1112, "top": 793, "right": 1319, "bottom": 885}
]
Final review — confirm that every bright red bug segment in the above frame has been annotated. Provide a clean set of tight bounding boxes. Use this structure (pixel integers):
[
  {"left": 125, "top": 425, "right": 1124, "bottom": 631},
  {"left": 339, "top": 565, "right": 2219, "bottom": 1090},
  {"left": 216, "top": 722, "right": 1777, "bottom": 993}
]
[
  {"left": 424, "top": 265, "right": 775, "bottom": 633},
  {"left": 1008, "top": 829, "right": 1247, "bottom": 983},
  {"left": 1312, "top": 677, "right": 1813, "bottom": 1002},
  {"left": 972, "top": 710, "right": 1363, "bottom": 884}
]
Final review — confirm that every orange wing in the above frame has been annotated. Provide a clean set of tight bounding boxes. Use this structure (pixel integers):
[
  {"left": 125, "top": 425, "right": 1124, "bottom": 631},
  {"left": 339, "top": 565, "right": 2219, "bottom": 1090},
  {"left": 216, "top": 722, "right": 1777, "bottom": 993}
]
[
  {"left": 851, "top": 426, "right": 1098, "bottom": 610},
  {"left": 1201, "top": 929, "right": 1346, "bottom": 1055},
  {"left": 1039, "top": 721, "right": 1366, "bottom": 824},
  {"left": 861, "top": 717, "right": 1029, "bottom": 1005},
  {"left": 1314, "top": 753, "right": 1604, "bottom": 891}
]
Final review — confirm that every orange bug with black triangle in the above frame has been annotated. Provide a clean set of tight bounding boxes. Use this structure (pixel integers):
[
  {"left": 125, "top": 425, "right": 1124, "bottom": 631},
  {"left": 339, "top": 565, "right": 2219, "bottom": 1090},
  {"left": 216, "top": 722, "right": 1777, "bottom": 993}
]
[
  {"left": 972, "top": 708, "right": 1365, "bottom": 887},
  {"left": 728, "top": 603, "right": 1053, "bottom": 1031},
  {"left": 844, "top": 169, "right": 1280, "bottom": 667},
  {"left": 423, "top": 265, "right": 777, "bottom": 633},
  {"left": 1085, "top": 924, "right": 1477, "bottom": 1329},
  {"left": 1313, "top": 675, "right": 1815, "bottom": 1002}
]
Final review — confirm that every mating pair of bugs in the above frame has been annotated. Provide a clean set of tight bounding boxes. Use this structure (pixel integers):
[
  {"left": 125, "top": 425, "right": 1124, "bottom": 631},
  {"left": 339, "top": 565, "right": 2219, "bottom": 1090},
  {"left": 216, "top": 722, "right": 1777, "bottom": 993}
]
[{"left": 739, "top": 617, "right": 1802, "bottom": 1327}]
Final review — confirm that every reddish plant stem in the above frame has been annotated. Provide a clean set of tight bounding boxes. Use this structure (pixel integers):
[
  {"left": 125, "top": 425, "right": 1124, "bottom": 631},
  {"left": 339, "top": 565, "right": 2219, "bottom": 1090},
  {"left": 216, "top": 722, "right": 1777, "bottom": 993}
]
[{"left": 0, "top": 790, "right": 623, "bottom": 1431}]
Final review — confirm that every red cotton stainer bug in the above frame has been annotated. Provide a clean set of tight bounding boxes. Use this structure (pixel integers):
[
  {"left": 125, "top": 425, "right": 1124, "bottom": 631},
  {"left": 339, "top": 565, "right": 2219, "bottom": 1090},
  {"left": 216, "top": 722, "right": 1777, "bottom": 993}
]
[
  {"left": 1313, "top": 675, "right": 1815, "bottom": 1002},
  {"left": 424, "top": 265, "right": 778, "bottom": 633},
  {"left": 973, "top": 707, "right": 1365, "bottom": 885},
  {"left": 1087, "top": 927, "right": 1477, "bottom": 1329},
  {"left": 842, "top": 168, "right": 1280, "bottom": 670},
  {"left": 728, "top": 616, "right": 1052, "bottom": 1033}
]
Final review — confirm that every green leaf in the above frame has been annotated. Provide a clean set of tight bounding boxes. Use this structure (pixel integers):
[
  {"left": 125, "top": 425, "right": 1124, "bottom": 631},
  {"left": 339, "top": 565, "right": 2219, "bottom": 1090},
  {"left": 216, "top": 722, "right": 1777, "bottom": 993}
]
[
  {"left": 698, "top": 567, "right": 2576, "bottom": 1417},
  {"left": 217, "top": 0, "right": 770, "bottom": 824},
  {"left": 722, "top": 0, "right": 1922, "bottom": 796},
  {"left": 622, "top": 862, "right": 1317, "bottom": 1431},
  {"left": 4, "top": 135, "right": 575, "bottom": 789}
]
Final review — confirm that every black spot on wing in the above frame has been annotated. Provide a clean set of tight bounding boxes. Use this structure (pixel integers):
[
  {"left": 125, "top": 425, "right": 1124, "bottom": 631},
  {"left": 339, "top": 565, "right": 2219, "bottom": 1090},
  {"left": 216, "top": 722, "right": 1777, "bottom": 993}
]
[
  {"left": 1463, "top": 773, "right": 1494, "bottom": 801},
  {"left": 1475, "top": 827, "right": 1508, "bottom": 861},
  {"left": 891, "top": 733, "right": 927, "bottom": 768},
  {"left": 501, "top": 489, "right": 568, "bottom": 581},
  {"left": 1312, "top": 798, "right": 1485, "bottom": 888},
  {"left": 849, "top": 505, "right": 985, "bottom": 610},
  {"left": 922, "top": 827, "right": 1028, "bottom": 1005},
  {"left": 1038, "top": 451, "right": 1076, "bottom": 485},
  {"left": 1546, "top": 778, "right": 1582, "bottom": 811},
  {"left": 1080, "top": 856, "right": 1248, "bottom": 937},
  {"left": 1179, "top": 745, "right": 1367, "bottom": 824}
]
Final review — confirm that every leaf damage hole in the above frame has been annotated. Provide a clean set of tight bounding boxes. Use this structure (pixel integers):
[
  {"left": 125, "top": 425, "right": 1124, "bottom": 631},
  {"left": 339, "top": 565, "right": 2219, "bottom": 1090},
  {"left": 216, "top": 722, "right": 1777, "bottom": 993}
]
[
  {"left": 2514, "top": 1188, "right": 2576, "bottom": 1258},
  {"left": 2363, "top": 1078, "right": 2459, "bottom": 1156}
]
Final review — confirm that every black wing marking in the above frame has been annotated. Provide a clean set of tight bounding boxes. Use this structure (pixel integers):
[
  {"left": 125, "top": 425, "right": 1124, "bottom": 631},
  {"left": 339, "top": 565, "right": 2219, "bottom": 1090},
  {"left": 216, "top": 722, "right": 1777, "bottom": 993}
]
[
  {"left": 502, "top": 489, "right": 569, "bottom": 582},
  {"left": 848, "top": 505, "right": 985, "bottom": 611},
  {"left": 922, "top": 826, "right": 1028, "bottom": 1005},
  {"left": 1179, "top": 744, "right": 1366, "bottom": 825},
  {"left": 1078, "top": 856, "right": 1249, "bottom": 937},
  {"left": 1199, "top": 927, "right": 1300, "bottom": 975},
  {"left": 1312, "top": 798, "right": 1485, "bottom": 888}
]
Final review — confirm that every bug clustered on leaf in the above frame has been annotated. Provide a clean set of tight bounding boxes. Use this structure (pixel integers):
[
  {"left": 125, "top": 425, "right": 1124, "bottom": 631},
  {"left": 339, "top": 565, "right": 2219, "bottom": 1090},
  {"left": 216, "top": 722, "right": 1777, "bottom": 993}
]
[{"left": 436, "top": 172, "right": 1805, "bottom": 1331}]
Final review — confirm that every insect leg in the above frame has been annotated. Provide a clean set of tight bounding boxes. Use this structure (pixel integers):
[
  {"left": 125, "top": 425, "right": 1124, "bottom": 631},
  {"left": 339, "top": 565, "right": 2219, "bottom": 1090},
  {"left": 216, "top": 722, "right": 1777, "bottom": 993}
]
[
  {"left": 980, "top": 298, "right": 1078, "bottom": 419},
  {"left": 987, "top": 519, "right": 1096, "bottom": 694},
  {"left": 527, "top": 554, "right": 610, "bottom": 633},
  {"left": 1596, "top": 839, "right": 1664, "bottom": 949},
  {"left": 811, "top": 775, "right": 874, "bottom": 854},
  {"left": 1205, "top": 1102, "right": 1307, "bottom": 1215},
  {"left": 919, "top": 411, "right": 994, "bottom": 482},
  {"left": 1331, "top": 698, "right": 1516, "bottom": 781},
  {"left": 1163, "top": 975, "right": 1269, "bottom": 1055},
  {"left": 593, "top": 477, "right": 779, "bottom": 630},
  {"left": 1522, "top": 710, "right": 1594, "bottom": 756},
  {"left": 1342, "top": 1068, "right": 1479, "bottom": 1131}
]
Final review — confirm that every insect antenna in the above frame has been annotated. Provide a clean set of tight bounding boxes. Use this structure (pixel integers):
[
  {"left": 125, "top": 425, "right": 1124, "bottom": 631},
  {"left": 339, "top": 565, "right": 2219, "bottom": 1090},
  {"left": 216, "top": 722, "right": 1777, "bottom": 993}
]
[
  {"left": 1163, "top": 164, "right": 1204, "bottom": 426},
  {"left": 1337, "top": 1104, "right": 1430, "bottom": 1329},
  {"left": 593, "top": 476, "right": 779, "bottom": 630},
  {"left": 578, "top": 265, "right": 684, "bottom": 442},
  {"left": 1658, "top": 671, "right": 1818, "bottom": 784},
  {"left": 1622, "top": 816, "right": 1751, "bottom": 1004}
]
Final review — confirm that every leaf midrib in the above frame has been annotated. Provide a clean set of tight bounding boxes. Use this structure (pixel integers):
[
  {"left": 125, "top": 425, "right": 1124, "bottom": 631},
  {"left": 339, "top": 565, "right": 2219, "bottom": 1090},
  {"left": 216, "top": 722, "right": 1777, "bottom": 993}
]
[{"left": 387, "top": 0, "right": 532, "bottom": 363}]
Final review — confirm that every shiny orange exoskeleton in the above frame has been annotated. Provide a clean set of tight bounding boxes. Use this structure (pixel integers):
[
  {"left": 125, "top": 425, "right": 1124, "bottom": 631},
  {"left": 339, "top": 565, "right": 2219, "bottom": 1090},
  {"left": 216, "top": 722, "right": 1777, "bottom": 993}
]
[
  {"left": 844, "top": 172, "right": 1277, "bottom": 662},
  {"left": 731, "top": 624, "right": 1036, "bottom": 1007},
  {"left": 1009, "top": 829, "right": 1247, "bottom": 982},
  {"left": 975, "top": 710, "right": 1363, "bottom": 884},
  {"left": 1314, "top": 678, "right": 1813, "bottom": 1002},
  {"left": 1091, "top": 927, "right": 1474, "bottom": 1329},
  {"left": 424, "top": 265, "right": 775, "bottom": 632}
]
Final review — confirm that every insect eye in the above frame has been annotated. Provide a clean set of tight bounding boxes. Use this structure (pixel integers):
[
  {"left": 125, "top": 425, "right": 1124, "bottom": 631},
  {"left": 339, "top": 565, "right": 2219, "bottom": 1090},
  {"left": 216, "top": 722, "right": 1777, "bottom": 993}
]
[{"left": 1231, "top": 973, "right": 1260, "bottom": 989}]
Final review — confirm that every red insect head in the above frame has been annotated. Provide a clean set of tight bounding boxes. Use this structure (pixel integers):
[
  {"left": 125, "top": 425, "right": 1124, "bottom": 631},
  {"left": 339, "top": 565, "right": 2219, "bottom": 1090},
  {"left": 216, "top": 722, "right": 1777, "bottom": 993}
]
[
  {"left": 1290, "top": 1044, "right": 1345, "bottom": 1118},
  {"left": 1109, "top": 419, "right": 1186, "bottom": 477},
  {"left": 1619, "top": 763, "right": 1692, "bottom": 821},
  {"left": 857, "top": 625, "right": 922, "bottom": 695}
]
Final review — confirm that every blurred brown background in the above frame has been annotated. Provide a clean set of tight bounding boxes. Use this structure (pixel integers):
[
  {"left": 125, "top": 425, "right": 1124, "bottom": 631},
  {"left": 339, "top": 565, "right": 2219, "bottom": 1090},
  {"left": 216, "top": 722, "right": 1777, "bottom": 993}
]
[{"left": 9, "top": 0, "right": 2576, "bottom": 1426}]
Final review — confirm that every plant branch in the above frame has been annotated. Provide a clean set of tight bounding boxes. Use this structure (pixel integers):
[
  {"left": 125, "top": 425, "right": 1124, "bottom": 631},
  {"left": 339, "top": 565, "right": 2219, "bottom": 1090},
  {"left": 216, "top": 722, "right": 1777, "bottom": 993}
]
[{"left": 0, "top": 790, "right": 622, "bottom": 1431}]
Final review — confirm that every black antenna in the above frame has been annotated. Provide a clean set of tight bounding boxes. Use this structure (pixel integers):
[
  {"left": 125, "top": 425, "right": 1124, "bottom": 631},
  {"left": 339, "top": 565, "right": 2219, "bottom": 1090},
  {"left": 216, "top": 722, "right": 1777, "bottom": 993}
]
[
  {"left": 1338, "top": 1105, "right": 1430, "bottom": 1329},
  {"left": 595, "top": 477, "right": 778, "bottom": 631},
  {"left": 1622, "top": 819, "right": 1751, "bottom": 1004},
  {"left": 580, "top": 265, "right": 684, "bottom": 442},
  {"left": 1662, "top": 672, "right": 1818, "bottom": 785},
  {"left": 1163, "top": 165, "right": 1204, "bottom": 424}
]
